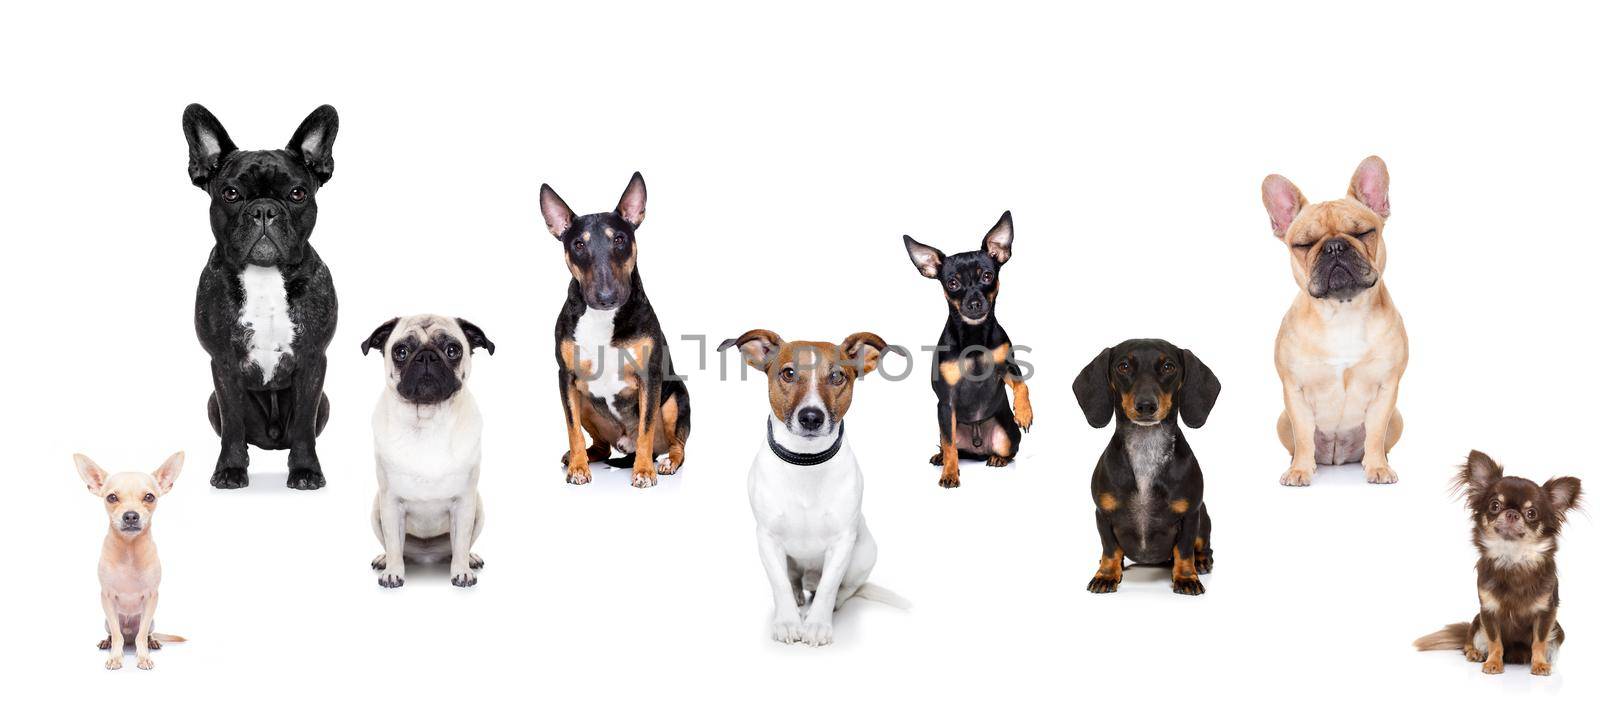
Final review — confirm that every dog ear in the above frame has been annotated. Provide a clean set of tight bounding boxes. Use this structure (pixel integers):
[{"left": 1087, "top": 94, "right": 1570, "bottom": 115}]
[
  {"left": 1072, "top": 348, "right": 1115, "bottom": 428},
  {"left": 540, "top": 184, "right": 576, "bottom": 239},
  {"left": 1177, "top": 349, "right": 1221, "bottom": 429},
  {"left": 616, "top": 171, "right": 647, "bottom": 228},
  {"left": 1261, "top": 174, "right": 1306, "bottom": 239},
  {"left": 718, "top": 329, "right": 783, "bottom": 371},
  {"left": 182, "top": 103, "right": 237, "bottom": 188},
  {"left": 1453, "top": 450, "right": 1502, "bottom": 501},
  {"left": 1544, "top": 476, "right": 1582, "bottom": 518},
  {"left": 981, "top": 210, "right": 1014, "bottom": 265},
  {"left": 903, "top": 236, "right": 944, "bottom": 279},
  {"left": 360, "top": 318, "right": 400, "bottom": 356},
  {"left": 286, "top": 105, "right": 339, "bottom": 184},
  {"left": 1347, "top": 155, "right": 1390, "bottom": 218},
  {"left": 152, "top": 452, "right": 185, "bottom": 495},
  {"left": 73, "top": 453, "right": 110, "bottom": 494},
  {"left": 839, "top": 332, "right": 890, "bottom": 377},
  {"left": 456, "top": 318, "right": 496, "bottom": 355}
]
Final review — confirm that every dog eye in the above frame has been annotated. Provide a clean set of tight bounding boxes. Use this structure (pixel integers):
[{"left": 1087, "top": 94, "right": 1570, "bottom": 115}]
[
  {"left": 1160, "top": 361, "right": 1176, "bottom": 374},
  {"left": 572, "top": 239, "right": 586, "bottom": 252},
  {"left": 288, "top": 187, "right": 307, "bottom": 203},
  {"left": 1116, "top": 360, "right": 1132, "bottom": 376},
  {"left": 392, "top": 346, "right": 409, "bottom": 362},
  {"left": 981, "top": 271, "right": 993, "bottom": 284},
  {"left": 780, "top": 367, "right": 797, "bottom": 383},
  {"left": 106, "top": 494, "right": 119, "bottom": 504},
  {"left": 829, "top": 370, "right": 846, "bottom": 385},
  {"left": 1489, "top": 499, "right": 1501, "bottom": 512},
  {"left": 1355, "top": 229, "right": 1375, "bottom": 239},
  {"left": 613, "top": 235, "right": 626, "bottom": 248},
  {"left": 221, "top": 187, "right": 241, "bottom": 203},
  {"left": 1526, "top": 508, "right": 1538, "bottom": 521},
  {"left": 445, "top": 344, "right": 461, "bottom": 360},
  {"left": 947, "top": 278, "right": 960, "bottom": 291},
  {"left": 143, "top": 493, "right": 155, "bottom": 503}
]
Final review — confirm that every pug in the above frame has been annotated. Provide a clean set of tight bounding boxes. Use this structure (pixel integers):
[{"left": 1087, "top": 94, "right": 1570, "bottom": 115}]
[
  {"left": 1260, "top": 156, "right": 1408, "bottom": 486},
  {"left": 360, "top": 315, "right": 496, "bottom": 587}
]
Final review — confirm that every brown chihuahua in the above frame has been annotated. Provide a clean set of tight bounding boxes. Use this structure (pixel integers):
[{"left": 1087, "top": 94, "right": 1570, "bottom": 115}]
[
  {"left": 76, "top": 452, "right": 187, "bottom": 670},
  {"left": 1415, "top": 451, "right": 1581, "bottom": 675}
]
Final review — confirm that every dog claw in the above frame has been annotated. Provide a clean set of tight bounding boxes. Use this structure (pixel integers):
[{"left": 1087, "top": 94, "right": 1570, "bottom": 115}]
[
  {"left": 148, "top": 636, "right": 162, "bottom": 651},
  {"left": 450, "top": 571, "right": 478, "bottom": 588},
  {"left": 1482, "top": 660, "right": 1504, "bottom": 675},
  {"left": 631, "top": 469, "right": 658, "bottom": 489},
  {"left": 655, "top": 454, "right": 681, "bottom": 475},
  {"left": 1087, "top": 576, "right": 1121, "bottom": 594},
  {"left": 938, "top": 474, "right": 961, "bottom": 489},
  {"left": 986, "top": 455, "right": 1011, "bottom": 468},
  {"left": 468, "top": 553, "right": 485, "bottom": 570},
  {"left": 771, "top": 618, "right": 804, "bottom": 644},
  {"left": 97, "top": 637, "right": 111, "bottom": 650},
  {"left": 1364, "top": 463, "right": 1398, "bottom": 484},
  {"left": 106, "top": 656, "right": 123, "bottom": 670},
  {"left": 928, "top": 452, "right": 944, "bottom": 466},
  {"left": 210, "top": 467, "right": 249, "bottom": 489},
  {"left": 800, "top": 621, "right": 834, "bottom": 647},
  {"left": 137, "top": 656, "right": 154, "bottom": 670},
  {"left": 286, "top": 468, "right": 325, "bottom": 490},
  {"left": 566, "top": 464, "right": 592, "bottom": 485},
  {"left": 1532, "top": 662, "right": 1552, "bottom": 676},
  {"left": 1279, "top": 466, "right": 1313, "bottom": 487},
  {"left": 371, "top": 554, "right": 387, "bottom": 571},
  {"left": 1463, "top": 646, "right": 1486, "bottom": 663},
  {"left": 1172, "top": 577, "right": 1206, "bottom": 596},
  {"left": 377, "top": 573, "right": 405, "bottom": 588},
  {"left": 1195, "top": 554, "right": 1214, "bottom": 575}
]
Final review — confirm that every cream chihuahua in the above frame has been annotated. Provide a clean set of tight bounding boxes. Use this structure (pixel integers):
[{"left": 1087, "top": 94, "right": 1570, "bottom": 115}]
[{"left": 75, "top": 452, "right": 187, "bottom": 670}]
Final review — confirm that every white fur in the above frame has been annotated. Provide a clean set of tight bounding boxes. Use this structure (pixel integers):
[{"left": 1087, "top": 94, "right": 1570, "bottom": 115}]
[
  {"left": 1124, "top": 425, "right": 1174, "bottom": 555},
  {"left": 237, "top": 265, "right": 295, "bottom": 383},
  {"left": 1480, "top": 531, "right": 1553, "bottom": 569},
  {"left": 749, "top": 414, "right": 898, "bottom": 647},
  {"left": 573, "top": 307, "right": 632, "bottom": 445}
]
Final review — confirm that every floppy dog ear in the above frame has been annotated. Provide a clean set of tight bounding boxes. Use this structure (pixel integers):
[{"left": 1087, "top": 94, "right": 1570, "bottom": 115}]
[
  {"left": 540, "top": 184, "right": 576, "bottom": 239},
  {"left": 73, "top": 453, "right": 110, "bottom": 494},
  {"left": 152, "top": 452, "right": 184, "bottom": 495},
  {"left": 1072, "top": 348, "right": 1115, "bottom": 428},
  {"left": 718, "top": 329, "right": 783, "bottom": 371},
  {"left": 616, "top": 172, "right": 647, "bottom": 227},
  {"left": 1453, "top": 450, "right": 1502, "bottom": 501},
  {"left": 182, "top": 103, "right": 237, "bottom": 188},
  {"left": 1347, "top": 155, "right": 1390, "bottom": 218},
  {"left": 839, "top": 332, "right": 889, "bottom": 377},
  {"left": 456, "top": 318, "right": 496, "bottom": 355},
  {"left": 287, "top": 104, "right": 339, "bottom": 184},
  {"left": 1261, "top": 174, "right": 1306, "bottom": 239},
  {"left": 360, "top": 318, "right": 400, "bottom": 356},
  {"left": 1178, "top": 349, "right": 1221, "bottom": 429},
  {"left": 1544, "top": 476, "right": 1582, "bottom": 518},
  {"left": 981, "top": 211, "right": 1014, "bottom": 265},
  {"left": 903, "top": 236, "right": 944, "bottom": 279}
]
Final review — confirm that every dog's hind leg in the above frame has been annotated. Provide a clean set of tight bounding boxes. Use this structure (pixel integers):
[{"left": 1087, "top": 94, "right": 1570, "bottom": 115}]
[
  {"left": 314, "top": 393, "right": 330, "bottom": 437},
  {"left": 1193, "top": 503, "right": 1214, "bottom": 574},
  {"left": 983, "top": 409, "right": 1022, "bottom": 467},
  {"left": 786, "top": 556, "right": 806, "bottom": 608},
  {"left": 835, "top": 522, "right": 878, "bottom": 609},
  {"left": 207, "top": 393, "right": 222, "bottom": 436},
  {"left": 467, "top": 495, "right": 485, "bottom": 571},
  {"left": 1276, "top": 411, "right": 1294, "bottom": 455}
]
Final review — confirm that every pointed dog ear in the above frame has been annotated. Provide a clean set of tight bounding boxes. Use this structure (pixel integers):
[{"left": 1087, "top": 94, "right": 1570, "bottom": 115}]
[
  {"left": 456, "top": 318, "right": 496, "bottom": 355},
  {"left": 1261, "top": 174, "right": 1306, "bottom": 239},
  {"left": 287, "top": 105, "right": 339, "bottom": 184},
  {"left": 73, "top": 453, "right": 110, "bottom": 494},
  {"left": 1453, "top": 450, "right": 1502, "bottom": 501},
  {"left": 616, "top": 172, "right": 647, "bottom": 227},
  {"left": 152, "top": 452, "right": 185, "bottom": 495},
  {"left": 903, "top": 235, "right": 944, "bottom": 279},
  {"left": 1347, "top": 155, "right": 1390, "bottom": 218},
  {"left": 718, "top": 329, "right": 784, "bottom": 371},
  {"left": 1178, "top": 349, "right": 1221, "bottom": 429},
  {"left": 981, "top": 210, "right": 1014, "bottom": 264},
  {"left": 839, "top": 332, "right": 890, "bottom": 377},
  {"left": 182, "top": 103, "right": 237, "bottom": 188},
  {"left": 360, "top": 318, "right": 400, "bottom": 356},
  {"left": 1072, "top": 348, "right": 1115, "bottom": 428},
  {"left": 1544, "top": 476, "right": 1582, "bottom": 518},
  {"left": 540, "top": 184, "right": 576, "bottom": 239}
]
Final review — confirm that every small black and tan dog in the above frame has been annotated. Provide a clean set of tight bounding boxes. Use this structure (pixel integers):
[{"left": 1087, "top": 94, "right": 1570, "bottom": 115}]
[
  {"left": 542, "top": 172, "right": 690, "bottom": 488},
  {"left": 902, "top": 212, "right": 1033, "bottom": 489},
  {"left": 1072, "top": 339, "right": 1220, "bottom": 595},
  {"left": 1415, "top": 451, "right": 1581, "bottom": 675}
]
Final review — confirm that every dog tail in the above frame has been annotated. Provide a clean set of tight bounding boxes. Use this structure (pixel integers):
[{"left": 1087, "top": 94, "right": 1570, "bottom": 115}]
[
  {"left": 1413, "top": 622, "right": 1469, "bottom": 651},
  {"left": 603, "top": 454, "right": 635, "bottom": 469},
  {"left": 152, "top": 633, "right": 188, "bottom": 645},
  {"left": 849, "top": 583, "right": 911, "bottom": 610}
]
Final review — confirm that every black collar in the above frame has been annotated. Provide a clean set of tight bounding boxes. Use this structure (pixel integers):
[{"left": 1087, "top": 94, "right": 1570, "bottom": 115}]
[{"left": 767, "top": 419, "right": 844, "bottom": 467}]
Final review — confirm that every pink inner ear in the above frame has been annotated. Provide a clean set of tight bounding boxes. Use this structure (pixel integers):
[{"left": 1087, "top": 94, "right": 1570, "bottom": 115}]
[
  {"left": 1351, "top": 158, "right": 1390, "bottom": 217},
  {"left": 1262, "top": 177, "right": 1302, "bottom": 237}
]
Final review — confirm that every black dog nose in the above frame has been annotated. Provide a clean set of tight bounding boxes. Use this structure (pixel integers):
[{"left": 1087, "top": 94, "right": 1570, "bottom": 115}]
[
  {"left": 416, "top": 350, "right": 440, "bottom": 365},
  {"left": 1135, "top": 399, "right": 1158, "bottom": 415},
  {"left": 251, "top": 206, "right": 277, "bottom": 224},
  {"left": 121, "top": 511, "right": 139, "bottom": 524},
  {"left": 797, "top": 407, "right": 825, "bottom": 431},
  {"left": 1323, "top": 238, "right": 1348, "bottom": 255}
]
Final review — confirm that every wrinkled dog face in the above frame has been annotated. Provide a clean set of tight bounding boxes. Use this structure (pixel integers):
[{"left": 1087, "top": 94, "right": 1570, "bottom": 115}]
[
  {"left": 75, "top": 453, "right": 183, "bottom": 537},
  {"left": 1261, "top": 156, "right": 1391, "bottom": 302},
  {"left": 182, "top": 104, "right": 339, "bottom": 269},
  {"left": 361, "top": 315, "right": 496, "bottom": 405},
  {"left": 720, "top": 330, "right": 888, "bottom": 439}
]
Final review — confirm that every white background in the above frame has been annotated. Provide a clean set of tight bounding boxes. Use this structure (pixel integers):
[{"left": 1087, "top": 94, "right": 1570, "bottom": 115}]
[{"left": 5, "top": 1, "right": 1596, "bottom": 712}]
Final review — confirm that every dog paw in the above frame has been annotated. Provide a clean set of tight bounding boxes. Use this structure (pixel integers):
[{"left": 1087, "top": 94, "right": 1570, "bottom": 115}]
[
  {"left": 800, "top": 621, "right": 834, "bottom": 647},
  {"left": 929, "top": 451, "right": 944, "bottom": 466},
  {"left": 450, "top": 570, "right": 478, "bottom": 588},
  {"left": 1195, "top": 553, "right": 1214, "bottom": 575},
  {"left": 286, "top": 468, "right": 325, "bottom": 490},
  {"left": 210, "top": 467, "right": 249, "bottom": 489},
  {"left": 1482, "top": 659, "right": 1504, "bottom": 675},
  {"left": 1279, "top": 466, "right": 1314, "bottom": 487},
  {"left": 468, "top": 553, "right": 485, "bottom": 570},
  {"left": 147, "top": 636, "right": 162, "bottom": 651},
  {"left": 1087, "top": 575, "right": 1121, "bottom": 594},
  {"left": 1172, "top": 575, "right": 1206, "bottom": 596},
  {"left": 371, "top": 554, "right": 387, "bottom": 571},
  {"left": 1014, "top": 405, "right": 1033, "bottom": 433},
  {"left": 377, "top": 571, "right": 405, "bottom": 589},
  {"left": 655, "top": 453, "right": 681, "bottom": 475},
  {"left": 97, "top": 637, "right": 111, "bottom": 650},
  {"left": 1532, "top": 661, "right": 1552, "bottom": 676},
  {"left": 137, "top": 656, "right": 154, "bottom": 670},
  {"left": 986, "top": 455, "right": 1011, "bottom": 468},
  {"left": 1364, "top": 463, "right": 1398, "bottom": 484},
  {"left": 771, "top": 618, "right": 803, "bottom": 644},
  {"left": 105, "top": 656, "right": 123, "bottom": 670},
  {"left": 1463, "top": 646, "right": 1486, "bottom": 662},
  {"left": 565, "top": 463, "right": 592, "bottom": 486},
  {"left": 631, "top": 467, "right": 658, "bottom": 489},
  {"left": 938, "top": 466, "right": 961, "bottom": 489}
]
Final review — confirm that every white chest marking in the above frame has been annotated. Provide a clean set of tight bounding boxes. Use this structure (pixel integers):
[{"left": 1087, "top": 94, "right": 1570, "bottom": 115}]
[
  {"left": 1123, "top": 426, "right": 1174, "bottom": 552},
  {"left": 238, "top": 265, "right": 295, "bottom": 382},
  {"left": 573, "top": 307, "right": 629, "bottom": 419},
  {"left": 1481, "top": 533, "right": 1552, "bottom": 569}
]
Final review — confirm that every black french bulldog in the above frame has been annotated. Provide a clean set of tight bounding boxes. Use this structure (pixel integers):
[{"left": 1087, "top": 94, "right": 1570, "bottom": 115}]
[{"left": 182, "top": 104, "right": 339, "bottom": 490}]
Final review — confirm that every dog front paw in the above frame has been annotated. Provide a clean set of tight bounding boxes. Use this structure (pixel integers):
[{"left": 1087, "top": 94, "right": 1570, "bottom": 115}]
[
  {"left": 1172, "top": 575, "right": 1206, "bottom": 596},
  {"left": 631, "top": 466, "right": 658, "bottom": 489},
  {"left": 1013, "top": 404, "right": 1033, "bottom": 432},
  {"left": 565, "top": 462, "right": 592, "bottom": 485},
  {"left": 377, "top": 571, "right": 405, "bottom": 589},
  {"left": 286, "top": 468, "right": 325, "bottom": 490},
  {"left": 938, "top": 465, "right": 961, "bottom": 489},
  {"left": 137, "top": 656, "right": 154, "bottom": 670},
  {"left": 655, "top": 453, "right": 681, "bottom": 475},
  {"left": 210, "top": 467, "right": 249, "bottom": 489},
  {"left": 105, "top": 656, "right": 123, "bottom": 670},
  {"left": 1363, "top": 462, "right": 1398, "bottom": 484},
  {"left": 1463, "top": 646, "right": 1485, "bottom": 662},
  {"left": 1532, "top": 661, "right": 1552, "bottom": 676},
  {"left": 1482, "top": 658, "right": 1504, "bottom": 675},
  {"left": 771, "top": 617, "right": 803, "bottom": 644},
  {"left": 450, "top": 570, "right": 478, "bottom": 588},
  {"left": 1279, "top": 465, "right": 1314, "bottom": 487},
  {"left": 1087, "top": 575, "right": 1121, "bottom": 594},
  {"left": 800, "top": 621, "right": 834, "bottom": 647}
]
